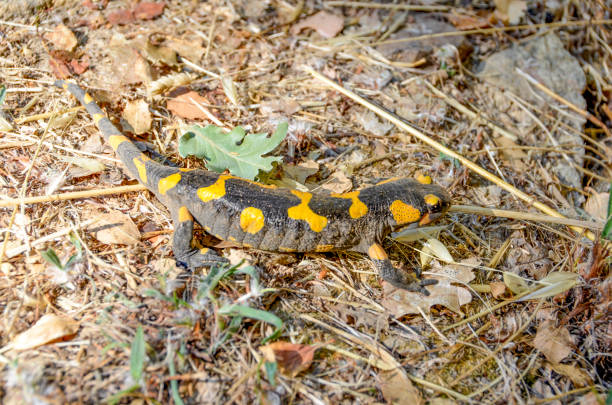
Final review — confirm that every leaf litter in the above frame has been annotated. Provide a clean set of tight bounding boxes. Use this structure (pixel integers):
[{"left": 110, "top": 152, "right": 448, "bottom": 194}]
[{"left": 1, "top": 0, "right": 610, "bottom": 403}]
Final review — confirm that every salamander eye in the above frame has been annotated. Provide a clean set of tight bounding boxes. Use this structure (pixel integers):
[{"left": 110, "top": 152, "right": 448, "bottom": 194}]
[{"left": 424, "top": 194, "right": 443, "bottom": 211}]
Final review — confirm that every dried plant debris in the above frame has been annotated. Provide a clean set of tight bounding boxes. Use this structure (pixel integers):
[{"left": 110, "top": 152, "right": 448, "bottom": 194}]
[{"left": 1, "top": 0, "right": 610, "bottom": 403}]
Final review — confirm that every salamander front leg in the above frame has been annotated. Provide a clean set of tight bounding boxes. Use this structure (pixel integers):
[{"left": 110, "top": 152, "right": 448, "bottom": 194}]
[
  {"left": 367, "top": 243, "right": 437, "bottom": 295},
  {"left": 172, "top": 206, "right": 228, "bottom": 269}
]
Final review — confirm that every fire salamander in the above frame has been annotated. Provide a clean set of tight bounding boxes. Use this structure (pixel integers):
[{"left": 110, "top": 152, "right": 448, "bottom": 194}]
[{"left": 56, "top": 80, "right": 451, "bottom": 294}]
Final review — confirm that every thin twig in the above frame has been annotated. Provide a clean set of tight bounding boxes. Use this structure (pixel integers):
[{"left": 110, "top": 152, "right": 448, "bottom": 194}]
[{"left": 450, "top": 204, "right": 603, "bottom": 230}]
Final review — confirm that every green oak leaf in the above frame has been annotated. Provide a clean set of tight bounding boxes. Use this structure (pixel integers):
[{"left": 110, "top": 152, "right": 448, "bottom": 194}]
[{"left": 179, "top": 122, "right": 288, "bottom": 180}]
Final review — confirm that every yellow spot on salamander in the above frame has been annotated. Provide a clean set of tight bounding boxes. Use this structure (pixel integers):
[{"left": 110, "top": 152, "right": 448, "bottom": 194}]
[
  {"left": 416, "top": 173, "right": 432, "bottom": 184},
  {"left": 62, "top": 83, "right": 69, "bottom": 90},
  {"left": 200, "top": 248, "right": 209, "bottom": 255},
  {"left": 132, "top": 154, "right": 150, "bottom": 184},
  {"left": 279, "top": 246, "right": 296, "bottom": 252},
  {"left": 228, "top": 236, "right": 237, "bottom": 242},
  {"left": 108, "top": 135, "right": 130, "bottom": 151},
  {"left": 315, "top": 244, "right": 334, "bottom": 252},
  {"left": 240, "top": 207, "right": 265, "bottom": 234},
  {"left": 376, "top": 176, "right": 401, "bottom": 186},
  {"left": 287, "top": 190, "right": 328, "bottom": 232},
  {"left": 93, "top": 113, "right": 105, "bottom": 125},
  {"left": 424, "top": 194, "right": 441, "bottom": 207},
  {"left": 179, "top": 168, "right": 195, "bottom": 172},
  {"left": 368, "top": 243, "right": 388, "bottom": 260},
  {"left": 331, "top": 190, "right": 368, "bottom": 219},
  {"left": 389, "top": 200, "right": 421, "bottom": 225},
  {"left": 159, "top": 173, "right": 182, "bottom": 195},
  {"left": 178, "top": 206, "right": 192, "bottom": 222},
  {"left": 204, "top": 226, "right": 211, "bottom": 232},
  {"left": 83, "top": 93, "right": 94, "bottom": 104},
  {"left": 197, "top": 175, "right": 231, "bottom": 202}
]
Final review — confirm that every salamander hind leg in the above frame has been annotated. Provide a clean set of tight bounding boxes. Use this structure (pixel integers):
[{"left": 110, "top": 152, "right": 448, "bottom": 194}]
[
  {"left": 171, "top": 205, "right": 228, "bottom": 269},
  {"left": 366, "top": 243, "right": 437, "bottom": 295}
]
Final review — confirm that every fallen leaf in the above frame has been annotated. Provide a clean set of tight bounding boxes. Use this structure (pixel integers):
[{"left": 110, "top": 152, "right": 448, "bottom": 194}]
[
  {"left": 123, "top": 99, "right": 152, "bottom": 134},
  {"left": 63, "top": 156, "right": 105, "bottom": 178},
  {"left": 291, "top": 11, "right": 344, "bottom": 39},
  {"left": 166, "top": 88, "right": 209, "bottom": 120},
  {"left": 494, "top": 0, "right": 527, "bottom": 25},
  {"left": 49, "top": 54, "right": 72, "bottom": 79},
  {"left": 10, "top": 314, "right": 79, "bottom": 351},
  {"left": 107, "top": 9, "right": 135, "bottom": 25},
  {"left": 489, "top": 281, "right": 506, "bottom": 298},
  {"left": 142, "top": 41, "right": 178, "bottom": 66},
  {"left": 518, "top": 271, "right": 579, "bottom": 301},
  {"left": 377, "top": 369, "right": 422, "bottom": 405},
  {"left": 420, "top": 238, "right": 453, "bottom": 266},
  {"left": 382, "top": 258, "right": 477, "bottom": 315},
  {"left": 494, "top": 136, "right": 527, "bottom": 160},
  {"left": 90, "top": 210, "right": 140, "bottom": 245},
  {"left": 109, "top": 35, "right": 152, "bottom": 85},
  {"left": 260, "top": 341, "right": 317, "bottom": 377},
  {"left": 44, "top": 24, "right": 78, "bottom": 52},
  {"left": 320, "top": 171, "right": 351, "bottom": 193},
  {"left": 447, "top": 13, "right": 490, "bottom": 30},
  {"left": 503, "top": 272, "right": 529, "bottom": 294},
  {"left": 133, "top": 2, "right": 165, "bottom": 20},
  {"left": 69, "top": 57, "right": 89, "bottom": 75},
  {"left": 547, "top": 362, "right": 592, "bottom": 387},
  {"left": 260, "top": 99, "right": 301, "bottom": 115},
  {"left": 584, "top": 192, "right": 609, "bottom": 221},
  {"left": 533, "top": 320, "right": 573, "bottom": 364},
  {"left": 283, "top": 160, "right": 319, "bottom": 184}
]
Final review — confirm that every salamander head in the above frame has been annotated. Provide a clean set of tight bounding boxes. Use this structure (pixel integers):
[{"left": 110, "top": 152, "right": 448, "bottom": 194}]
[{"left": 372, "top": 177, "right": 451, "bottom": 231}]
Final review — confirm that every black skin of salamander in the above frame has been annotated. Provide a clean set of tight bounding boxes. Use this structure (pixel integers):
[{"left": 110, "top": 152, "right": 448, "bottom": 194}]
[{"left": 56, "top": 80, "right": 451, "bottom": 295}]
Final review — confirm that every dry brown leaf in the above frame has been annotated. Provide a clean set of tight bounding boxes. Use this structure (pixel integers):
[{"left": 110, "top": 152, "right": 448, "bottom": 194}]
[
  {"left": 494, "top": 136, "right": 527, "bottom": 160},
  {"left": 283, "top": 160, "right": 319, "bottom": 184},
  {"left": 134, "top": 2, "right": 166, "bottom": 20},
  {"left": 547, "top": 362, "right": 592, "bottom": 387},
  {"left": 90, "top": 210, "right": 140, "bottom": 245},
  {"left": 489, "top": 281, "right": 506, "bottom": 298},
  {"left": 44, "top": 24, "right": 77, "bottom": 52},
  {"left": 447, "top": 13, "right": 490, "bottom": 30},
  {"left": 64, "top": 156, "right": 105, "bottom": 178},
  {"left": 10, "top": 314, "right": 79, "bottom": 351},
  {"left": 123, "top": 99, "right": 152, "bottom": 134},
  {"left": 382, "top": 258, "right": 478, "bottom": 315},
  {"left": 584, "top": 192, "right": 609, "bottom": 221},
  {"left": 503, "top": 272, "right": 529, "bottom": 294},
  {"left": 109, "top": 35, "right": 152, "bottom": 85},
  {"left": 260, "top": 341, "right": 316, "bottom": 377},
  {"left": 533, "top": 320, "right": 574, "bottom": 364},
  {"left": 494, "top": 0, "right": 527, "bottom": 24},
  {"left": 166, "top": 89, "right": 209, "bottom": 120},
  {"left": 107, "top": 9, "right": 135, "bottom": 25},
  {"left": 259, "top": 99, "right": 301, "bottom": 115},
  {"left": 291, "top": 11, "right": 344, "bottom": 39},
  {"left": 377, "top": 369, "right": 422, "bottom": 405},
  {"left": 320, "top": 171, "right": 352, "bottom": 193}
]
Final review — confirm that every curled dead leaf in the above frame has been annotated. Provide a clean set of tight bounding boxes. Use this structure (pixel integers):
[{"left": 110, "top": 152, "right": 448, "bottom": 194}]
[
  {"left": 10, "top": 314, "right": 79, "bottom": 351},
  {"left": 533, "top": 320, "right": 573, "bottom": 364},
  {"left": 123, "top": 99, "right": 152, "bottom": 134},
  {"left": 260, "top": 341, "right": 317, "bottom": 377},
  {"left": 90, "top": 210, "right": 140, "bottom": 245},
  {"left": 291, "top": 11, "right": 344, "bottom": 39},
  {"left": 44, "top": 24, "right": 77, "bottom": 52},
  {"left": 382, "top": 258, "right": 478, "bottom": 316},
  {"left": 377, "top": 369, "right": 422, "bottom": 405}
]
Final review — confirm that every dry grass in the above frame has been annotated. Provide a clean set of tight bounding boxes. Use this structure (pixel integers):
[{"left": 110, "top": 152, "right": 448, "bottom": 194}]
[{"left": 1, "top": 0, "right": 610, "bottom": 403}]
